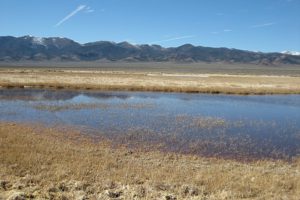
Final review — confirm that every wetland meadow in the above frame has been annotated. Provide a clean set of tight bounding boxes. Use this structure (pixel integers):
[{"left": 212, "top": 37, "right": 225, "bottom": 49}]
[{"left": 0, "top": 76, "right": 300, "bottom": 199}]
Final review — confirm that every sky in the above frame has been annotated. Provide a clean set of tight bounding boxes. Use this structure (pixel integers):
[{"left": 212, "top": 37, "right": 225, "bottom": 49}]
[{"left": 0, "top": 0, "right": 299, "bottom": 52}]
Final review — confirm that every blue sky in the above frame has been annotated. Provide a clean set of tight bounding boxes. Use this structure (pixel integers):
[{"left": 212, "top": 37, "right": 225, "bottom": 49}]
[{"left": 0, "top": 0, "right": 299, "bottom": 52}]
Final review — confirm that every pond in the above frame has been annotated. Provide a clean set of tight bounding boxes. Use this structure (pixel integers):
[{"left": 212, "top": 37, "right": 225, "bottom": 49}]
[{"left": 0, "top": 88, "right": 299, "bottom": 160}]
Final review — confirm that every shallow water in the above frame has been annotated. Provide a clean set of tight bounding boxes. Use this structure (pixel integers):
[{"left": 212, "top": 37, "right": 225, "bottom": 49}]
[{"left": 0, "top": 88, "right": 300, "bottom": 160}]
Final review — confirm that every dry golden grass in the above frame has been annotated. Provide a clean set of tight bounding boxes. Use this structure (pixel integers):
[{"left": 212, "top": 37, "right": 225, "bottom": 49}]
[
  {"left": 0, "top": 122, "right": 299, "bottom": 199},
  {"left": 1, "top": 69, "right": 300, "bottom": 94}
]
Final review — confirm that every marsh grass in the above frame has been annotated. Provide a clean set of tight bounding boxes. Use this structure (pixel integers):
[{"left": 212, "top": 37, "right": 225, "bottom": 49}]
[
  {"left": 1, "top": 69, "right": 300, "bottom": 95},
  {"left": 0, "top": 122, "right": 299, "bottom": 199}
]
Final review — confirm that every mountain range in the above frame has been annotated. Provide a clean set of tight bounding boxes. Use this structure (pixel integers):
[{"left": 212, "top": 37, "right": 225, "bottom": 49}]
[{"left": 0, "top": 35, "right": 300, "bottom": 65}]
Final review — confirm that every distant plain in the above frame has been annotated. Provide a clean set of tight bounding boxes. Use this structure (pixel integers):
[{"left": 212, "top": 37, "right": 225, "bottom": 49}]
[{"left": 1, "top": 62, "right": 300, "bottom": 95}]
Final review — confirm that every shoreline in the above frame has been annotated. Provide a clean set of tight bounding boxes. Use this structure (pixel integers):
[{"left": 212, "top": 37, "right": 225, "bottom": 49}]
[
  {"left": 1, "top": 68, "right": 300, "bottom": 95},
  {"left": 1, "top": 122, "right": 299, "bottom": 199}
]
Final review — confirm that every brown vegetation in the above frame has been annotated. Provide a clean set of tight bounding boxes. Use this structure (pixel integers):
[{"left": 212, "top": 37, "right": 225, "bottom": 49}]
[
  {"left": 0, "top": 122, "right": 299, "bottom": 199},
  {"left": 1, "top": 68, "right": 300, "bottom": 94}
]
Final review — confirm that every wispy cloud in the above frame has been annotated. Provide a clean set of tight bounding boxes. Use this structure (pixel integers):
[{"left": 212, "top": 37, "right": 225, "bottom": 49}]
[
  {"left": 211, "top": 29, "right": 232, "bottom": 34},
  {"left": 250, "top": 22, "right": 276, "bottom": 28},
  {"left": 150, "top": 35, "right": 196, "bottom": 44},
  {"left": 55, "top": 5, "right": 87, "bottom": 27},
  {"left": 84, "top": 6, "right": 94, "bottom": 13}
]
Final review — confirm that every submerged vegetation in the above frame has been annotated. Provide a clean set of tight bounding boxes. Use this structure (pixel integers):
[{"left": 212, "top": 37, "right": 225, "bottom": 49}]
[
  {"left": 1, "top": 88, "right": 299, "bottom": 161},
  {"left": 33, "top": 102, "right": 155, "bottom": 112},
  {"left": 176, "top": 115, "right": 226, "bottom": 130},
  {"left": 0, "top": 122, "right": 299, "bottom": 199}
]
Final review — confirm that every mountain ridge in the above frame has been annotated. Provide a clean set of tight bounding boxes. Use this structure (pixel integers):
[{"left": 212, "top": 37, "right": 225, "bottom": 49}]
[{"left": 0, "top": 35, "right": 300, "bottom": 65}]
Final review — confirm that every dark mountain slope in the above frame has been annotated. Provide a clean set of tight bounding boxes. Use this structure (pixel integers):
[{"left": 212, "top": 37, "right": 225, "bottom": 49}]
[{"left": 0, "top": 36, "right": 299, "bottom": 65}]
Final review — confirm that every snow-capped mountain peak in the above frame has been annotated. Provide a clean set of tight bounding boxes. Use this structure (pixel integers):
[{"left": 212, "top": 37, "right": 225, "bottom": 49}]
[
  {"left": 32, "top": 37, "right": 45, "bottom": 46},
  {"left": 281, "top": 51, "right": 300, "bottom": 56}
]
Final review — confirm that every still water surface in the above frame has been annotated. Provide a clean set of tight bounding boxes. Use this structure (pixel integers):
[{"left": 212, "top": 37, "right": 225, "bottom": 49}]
[{"left": 0, "top": 89, "right": 299, "bottom": 160}]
